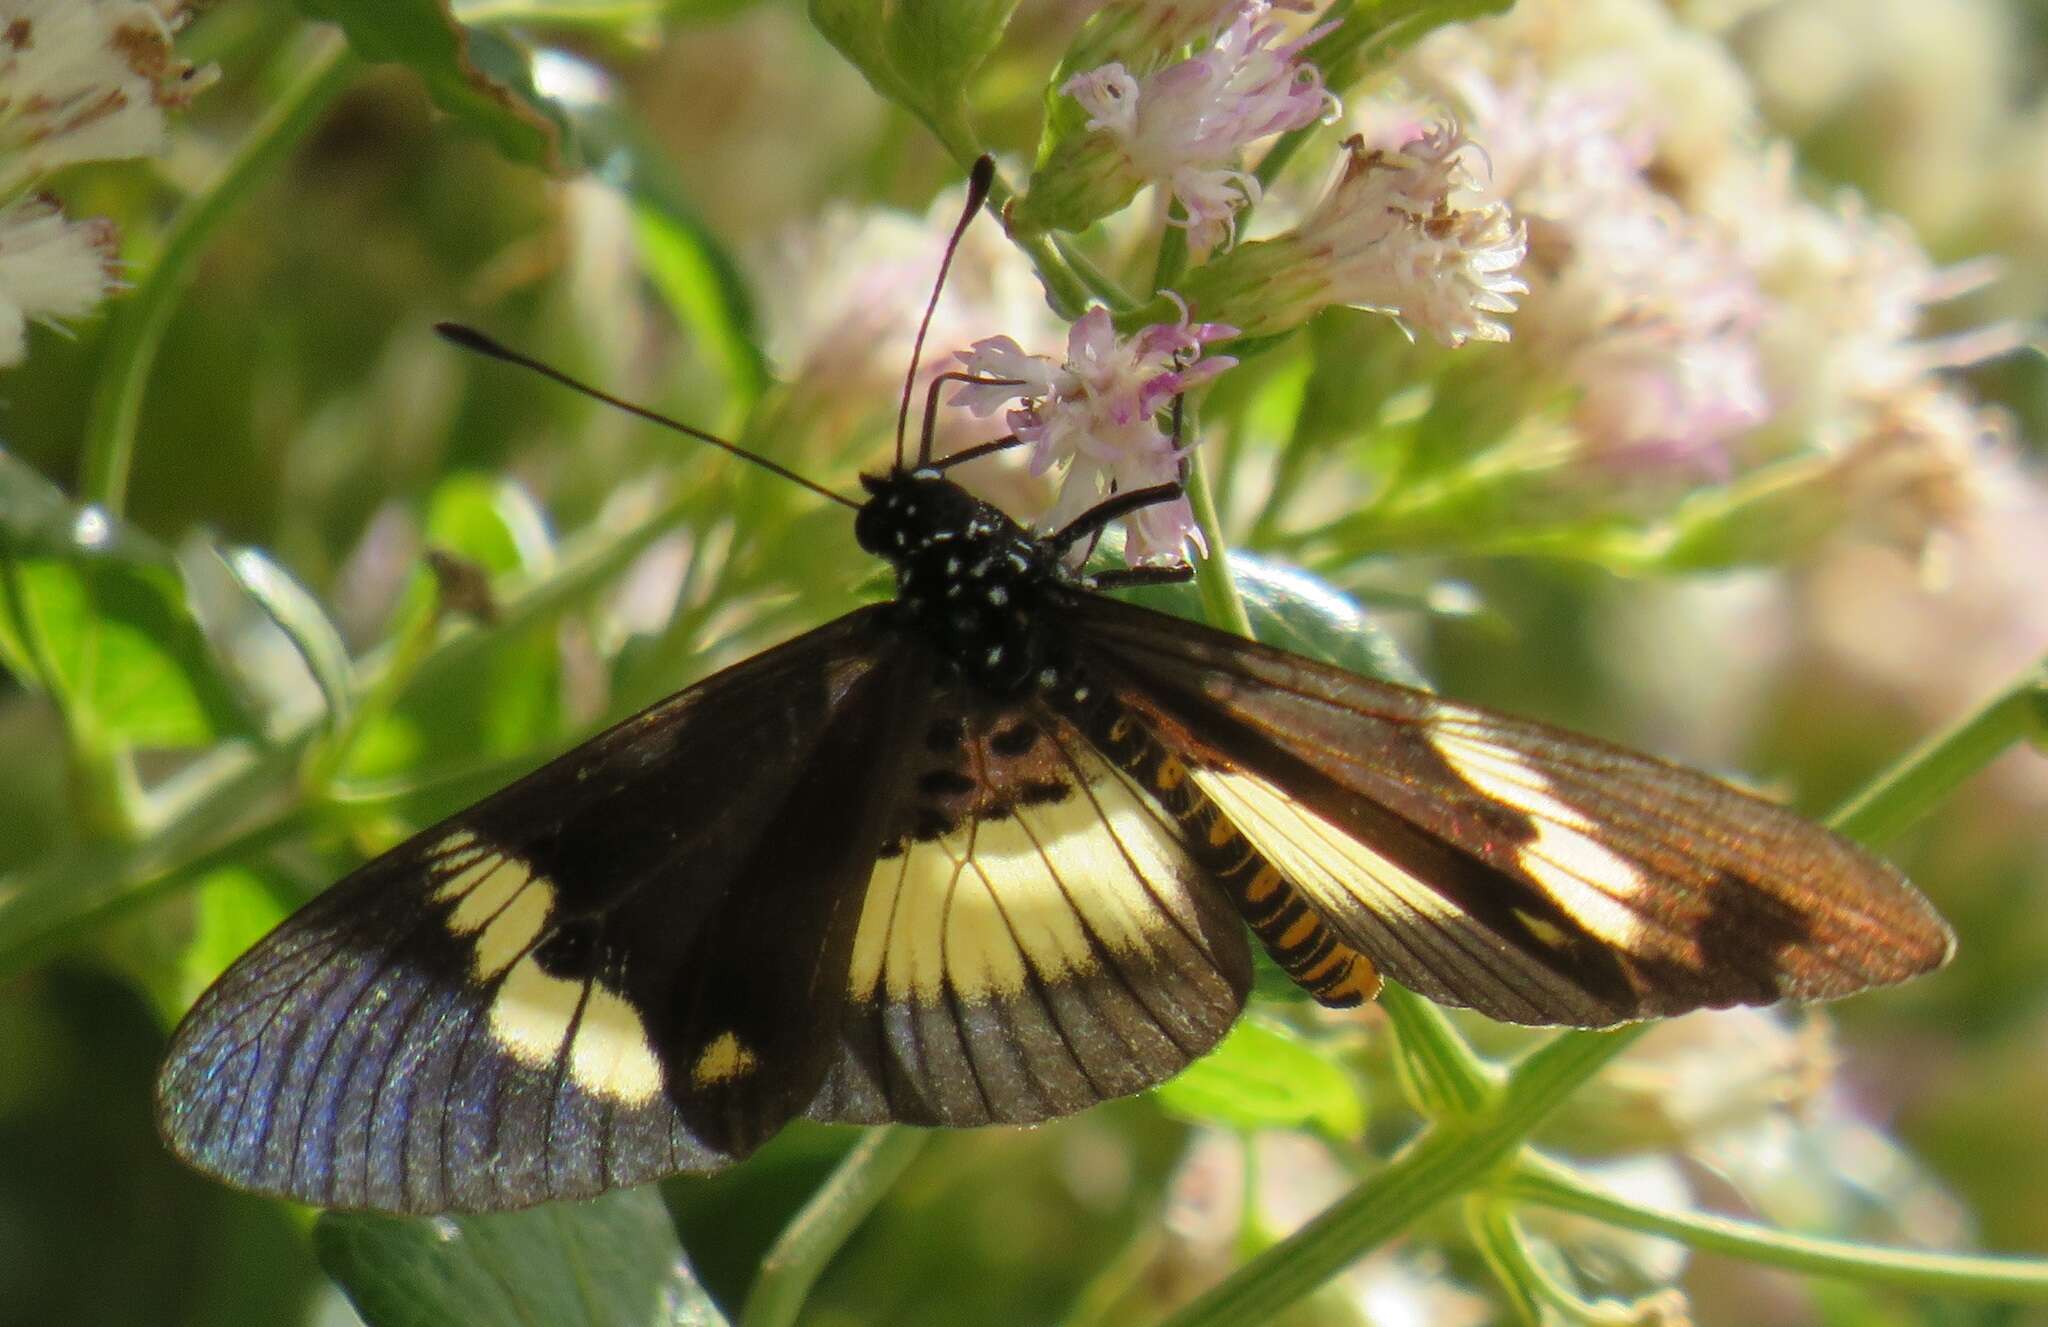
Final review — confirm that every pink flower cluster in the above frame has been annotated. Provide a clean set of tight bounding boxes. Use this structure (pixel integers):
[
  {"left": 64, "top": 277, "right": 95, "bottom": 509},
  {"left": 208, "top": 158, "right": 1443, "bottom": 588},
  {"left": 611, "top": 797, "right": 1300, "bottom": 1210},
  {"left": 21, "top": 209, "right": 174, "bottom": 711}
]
[
  {"left": 952, "top": 304, "right": 1237, "bottom": 564},
  {"left": 1064, "top": 3, "right": 1335, "bottom": 256}
]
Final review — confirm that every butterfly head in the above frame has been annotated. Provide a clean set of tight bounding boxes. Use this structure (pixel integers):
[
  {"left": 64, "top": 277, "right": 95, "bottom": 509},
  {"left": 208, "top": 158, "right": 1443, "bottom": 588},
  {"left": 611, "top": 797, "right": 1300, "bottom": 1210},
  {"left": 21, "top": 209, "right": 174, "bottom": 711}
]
[{"left": 855, "top": 468, "right": 1067, "bottom": 695}]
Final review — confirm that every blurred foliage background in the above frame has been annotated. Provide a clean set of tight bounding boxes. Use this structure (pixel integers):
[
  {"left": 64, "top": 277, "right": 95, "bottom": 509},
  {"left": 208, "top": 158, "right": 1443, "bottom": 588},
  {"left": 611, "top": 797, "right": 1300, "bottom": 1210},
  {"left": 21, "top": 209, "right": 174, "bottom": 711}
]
[{"left": 0, "top": 1, "right": 2044, "bottom": 1324}]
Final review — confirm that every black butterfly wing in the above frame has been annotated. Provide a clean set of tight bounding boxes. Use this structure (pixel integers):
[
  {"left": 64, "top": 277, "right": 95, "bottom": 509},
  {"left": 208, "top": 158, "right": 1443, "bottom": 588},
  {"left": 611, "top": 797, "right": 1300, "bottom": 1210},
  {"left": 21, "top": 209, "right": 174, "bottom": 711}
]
[
  {"left": 806, "top": 687, "right": 1253, "bottom": 1127},
  {"left": 1059, "top": 590, "right": 1954, "bottom": 1028},
  {"left": 157, "top": 606, "right": 922, "bottom": 1213}
]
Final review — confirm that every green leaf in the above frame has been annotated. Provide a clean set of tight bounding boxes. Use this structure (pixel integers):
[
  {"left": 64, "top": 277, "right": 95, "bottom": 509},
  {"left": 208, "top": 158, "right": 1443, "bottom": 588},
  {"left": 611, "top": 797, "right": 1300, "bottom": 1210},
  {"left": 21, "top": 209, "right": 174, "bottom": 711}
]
[
  {"left": 219, "top": 546, "right": 355, "bottom": 730},
  {"left": 885, "top": 0, "right": 1020, "bottom": 115},
  {"left": 810, "top": 0, "right": 1016, "bottom": 127},
  {"left": 1151, "top": 1017, "right": 1366, "bottom": 1137},
  {"left": 1316, "top": 0, "right": 1515, "bottom": 90},
  {"left": 809, "top": 0, "right": 917, "bottom": 109},
  {"left": 2027, "top": 671, "right": 2048, "bottom": 755},
  {"left": 293, "top": 0, "right": 562, "bottom": 170},
  {"left": 425, "top": 472, "right": 555, "bottom": 576},
  {"left": 633, "top": 201, "right": 770, "bottom": 409},
  {"left": 545, "top": 91, "right": 768, "bottom": 409},
  {"left": 0, "top": 450, "right": 247, "bottom": 748},
  {"left": 1122, "top": 546, "right": 1426, "bottom": 688},
  {"left": 317, "top": 1187, "right": 730, "bottom": 1327}
]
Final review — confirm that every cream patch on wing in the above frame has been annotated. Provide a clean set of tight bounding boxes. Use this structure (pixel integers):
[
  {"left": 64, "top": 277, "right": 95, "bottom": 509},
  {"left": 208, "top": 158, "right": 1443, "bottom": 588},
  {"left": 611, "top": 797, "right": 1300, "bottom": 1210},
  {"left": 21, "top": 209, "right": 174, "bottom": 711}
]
[
  {"left": 1428, "top": 725, "right": 1651, "bottom": 946},
  {"left": 485, "top": 957, "right": 665, "bottom": 1104},
  {"left": 1189, "top": 767, "right": 1467, "bottom": 930},
  {"left": 430, "top": 831, "right": 663, "bottom": 1104},
  {"left": 691, "top": 1031, "right": 760, "bottom": 1087},
  {"left": 432, "top": 832, "right": 548, "bottom": 978},
  {"left": 1189, "top": 763, "right": 1607, "bottom": 1018},
  {"left": 846, "top": 750, "right": 1201, "bottom": 1005}
]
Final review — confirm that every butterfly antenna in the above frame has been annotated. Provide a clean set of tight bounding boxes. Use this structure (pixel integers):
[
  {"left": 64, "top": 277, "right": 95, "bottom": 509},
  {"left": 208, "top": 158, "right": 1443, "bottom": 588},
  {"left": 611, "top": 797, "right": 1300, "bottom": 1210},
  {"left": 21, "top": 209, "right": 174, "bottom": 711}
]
[
  {"left": 895, "top": 155, "right": 998, "bottom": 470},
  {"left": 435, "top": 323, "right": 860, "bottom": 510}
]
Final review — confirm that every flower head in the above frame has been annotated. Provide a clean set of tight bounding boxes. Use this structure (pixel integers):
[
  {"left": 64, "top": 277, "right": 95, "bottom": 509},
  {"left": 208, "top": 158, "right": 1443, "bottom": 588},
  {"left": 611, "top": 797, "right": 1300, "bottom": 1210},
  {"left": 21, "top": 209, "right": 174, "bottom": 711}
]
[
  {"left": 1179, "top": 126, "right": 1528, "bottom": 346},
  {"left": 952, "top": 302, "right": 1237, "bottom": 565},
  {"left": 1020, "top": 5, "right": 1335, "bottom": 253},
  {"left": 0, "top": 0, "right": 205, "bottom": 196},
  {"left": 0, "top": 194, "right": 115, "bottom": 362},
  {"left": 1301, "top": 127, "right": 1527, "bottom": 344},
  {"left": 0, "top": 0, "right": 207, "bottom": 366}
]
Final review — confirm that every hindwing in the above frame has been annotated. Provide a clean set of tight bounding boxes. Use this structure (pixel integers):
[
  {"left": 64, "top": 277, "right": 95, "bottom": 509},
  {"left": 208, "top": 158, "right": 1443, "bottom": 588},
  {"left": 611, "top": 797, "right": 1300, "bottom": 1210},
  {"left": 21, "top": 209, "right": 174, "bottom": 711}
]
[
  {"left": 1061, "top": 591, "right": 1954, "bottom": 1028},
  {"left": 808, "top": 687, "right": 1252, "bottom": 1127}
]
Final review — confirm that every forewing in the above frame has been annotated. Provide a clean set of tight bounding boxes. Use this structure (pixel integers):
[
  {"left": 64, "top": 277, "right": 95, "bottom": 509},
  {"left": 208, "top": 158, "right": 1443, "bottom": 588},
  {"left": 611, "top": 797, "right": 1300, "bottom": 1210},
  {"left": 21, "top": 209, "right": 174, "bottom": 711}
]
[
  {"left": 1063, "top": 592, "right": 1953, "bottom": 1027},
  {"left": 157, "top": 607, "right": 915, "bottom": 1212},
  {"left": 807, "top": 690, "right": 1253, "bottom": 1126}
]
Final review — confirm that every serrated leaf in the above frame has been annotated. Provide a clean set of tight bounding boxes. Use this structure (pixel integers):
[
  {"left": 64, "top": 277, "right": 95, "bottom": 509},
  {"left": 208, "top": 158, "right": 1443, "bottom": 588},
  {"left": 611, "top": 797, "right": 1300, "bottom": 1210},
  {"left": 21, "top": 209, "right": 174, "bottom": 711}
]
[
  {"left": 293, "top": 0, "right": 561, "bottom": 171},
  {"left": 0, "top": 450, "right": 247, "bottom": 748},
  {"left": 1151, "top": 1017, "right": 1365, "bottom": 1137},
  {"left": 318, "top": 1187, "right": 729, "bottom": 1327},
  {"left": 221, "top": 546, "right": 355, "bottom": 729}
]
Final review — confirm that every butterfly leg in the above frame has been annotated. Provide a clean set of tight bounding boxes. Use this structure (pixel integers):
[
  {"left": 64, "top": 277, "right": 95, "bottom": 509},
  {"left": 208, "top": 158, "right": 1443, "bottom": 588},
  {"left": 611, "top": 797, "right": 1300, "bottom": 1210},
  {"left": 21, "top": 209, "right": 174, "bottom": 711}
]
[
  {"left": 918, "top": 372, "right": 1026, "bottom": 468},
  {"left": 1086, "top": 565, "right": 1195, "bottom": 591},
  {"left": 1047, "top": 482, "right": 1186, "bottom": 554},
  {"left": 933, "top": 432, "right": 1027, "bottom": 472}
]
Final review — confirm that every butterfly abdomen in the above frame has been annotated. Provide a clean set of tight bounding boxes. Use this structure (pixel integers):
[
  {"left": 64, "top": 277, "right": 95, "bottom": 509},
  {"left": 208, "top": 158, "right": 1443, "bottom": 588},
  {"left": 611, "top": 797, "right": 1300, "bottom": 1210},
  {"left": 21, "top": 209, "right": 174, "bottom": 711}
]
[{"left": 1082, "top": 699, "right": 1383, "bottom": 1010}]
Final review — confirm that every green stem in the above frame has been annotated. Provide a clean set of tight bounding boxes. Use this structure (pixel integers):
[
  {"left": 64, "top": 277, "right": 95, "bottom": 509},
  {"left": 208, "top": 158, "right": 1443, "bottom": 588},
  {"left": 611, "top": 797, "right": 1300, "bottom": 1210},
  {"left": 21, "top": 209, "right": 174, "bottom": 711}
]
[
  {"left": 1159, "top": 1028, "right": 1644, "bottom": 1327},
  {"left": 456, "top": 0, "right": 668, "bottom": 25},
  {"left": 1052, "top": 232, "right": 1138, "bottom": 312},
  {"left": 1185, "top": 446, "right": 1254, "bottom": 640},
  {"left": 82, "top": 36, "right": 353, "bottom": 515},
  {"left": 741, "top": 1127, "right": 930, "bottom": 1327},
  {"left": 1463, "top": 1198, "right": 1547, "bottom": 1327},
  {"left": 297, "top": 589, "right": 442, "bottom": 797},
  {"left": 1152, "top": 210, "right": 1190, "bottom": 294},
  {"left": 1828, "top": 652, "right": 2048, "bottom": 845},
  {"left": 1378, "top": 982, "right": 1502, "bottom": 1122},
  {"left": 1018, "top": 230, "right": 1095, "bottom": 321},
  {"left": 1502, "top": 1154, "right": 2048, "bottom": 1302}
]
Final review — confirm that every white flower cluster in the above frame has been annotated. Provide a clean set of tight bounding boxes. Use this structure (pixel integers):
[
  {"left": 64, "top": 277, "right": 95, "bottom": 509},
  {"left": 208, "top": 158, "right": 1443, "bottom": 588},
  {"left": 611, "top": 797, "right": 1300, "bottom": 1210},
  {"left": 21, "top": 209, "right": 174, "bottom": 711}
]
[
  {"left": 1288, "top": 126, "right": 1528, "bottom": 347},
  {"left": 0, "top": 0, "right": 204, "bottom": 366},
  {"left": 1392, "top": 0, "right": 2017, "bottom": 535}
]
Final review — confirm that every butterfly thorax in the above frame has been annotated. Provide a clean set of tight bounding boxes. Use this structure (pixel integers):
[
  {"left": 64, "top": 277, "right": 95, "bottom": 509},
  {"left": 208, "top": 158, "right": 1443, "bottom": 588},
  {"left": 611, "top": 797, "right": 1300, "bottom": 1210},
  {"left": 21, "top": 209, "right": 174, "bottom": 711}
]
[{"left": 855, "top": 469, "right": 1068, "bottom": 696}]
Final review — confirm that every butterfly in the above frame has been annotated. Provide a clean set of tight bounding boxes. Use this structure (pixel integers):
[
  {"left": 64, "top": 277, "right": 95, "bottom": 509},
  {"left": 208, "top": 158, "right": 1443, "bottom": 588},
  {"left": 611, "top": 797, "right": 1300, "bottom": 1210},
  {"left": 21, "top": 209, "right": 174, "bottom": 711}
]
[{"left": 156, "top": 159, "right": 1952, "bottom": 1214}]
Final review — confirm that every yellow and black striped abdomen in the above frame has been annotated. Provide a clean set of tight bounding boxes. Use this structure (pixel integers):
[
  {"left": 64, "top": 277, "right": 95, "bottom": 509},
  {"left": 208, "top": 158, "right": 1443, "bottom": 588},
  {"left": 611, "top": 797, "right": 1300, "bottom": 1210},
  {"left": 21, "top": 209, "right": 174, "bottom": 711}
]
[{"left": 1088, "top": 705, "right": 1382, "bottom": 1010}]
